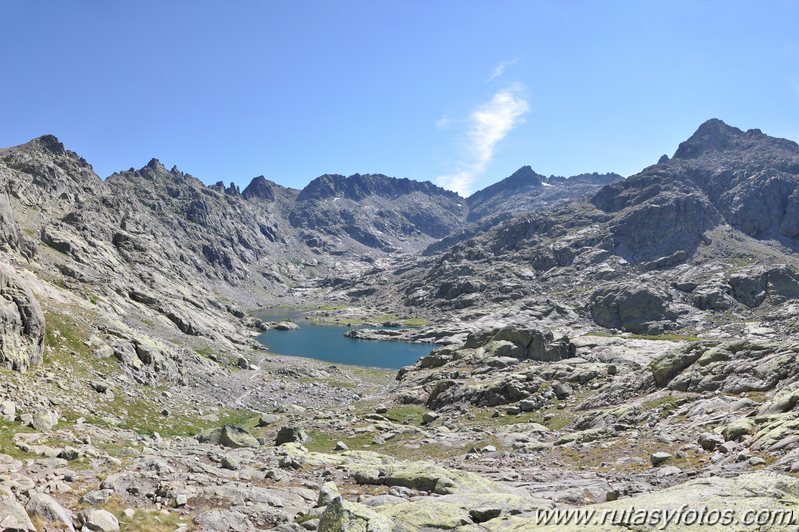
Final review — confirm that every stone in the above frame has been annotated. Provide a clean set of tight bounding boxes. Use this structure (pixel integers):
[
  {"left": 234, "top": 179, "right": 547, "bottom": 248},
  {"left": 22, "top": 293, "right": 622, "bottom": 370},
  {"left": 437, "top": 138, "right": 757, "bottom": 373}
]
[
  {"left": 79, "top": 489, "right": 114, "bottom": 505},
  {"left": 79, "top": 508, "right": 120, "bottom": 532},
  {"left": 258, "top": 413, "right": 280, "bottom": 426},
  {"left": 274, "top": 321, "right": 299, "bottom": 331},
  {"left": 334, "top": 441, "right": 349, "bottom": 451},
  {"left": 729, "top": 270, "right": 768, "bottom": 307},
  {"left": 0, "top": 486, "right": 34, "bottom": 531},
  {"left": 90, "top": 380, "right": 109, "bottom": 393},
  {"left": 30, "top": 410, "right": 58, "bottom": 431},
  {"left": 650, "top": 452, "right": 673, "bottom": 466},
  {"left": 551, "top": 381, "right": 573, "bottom": 399},
  {"left": 0, "top": 401, "right": 15, "bottom": 422},
  {"left": 698, "top": 433, "right": 725, "bottom": 451},
  {"left": 318, "top": 497, "right": 393, "bottom": 532},
  {"left": 217, "top": 425, "right": 259, "bottom": 448},
  {"left": 317, "top": 481, "right": 341, "bottom": 507},
  {"left": 175, "top": 494, "right": 188, "bottom": 507},
  {"left": 422, "top": 411, "right": 439, "bottom": 424},
  {"left": 221, "top": 454, "right": 240, "bottom": 470},
  {"left": 59, "top": 446, "right": 81, "bottom": 461},
  {"left": 723, "top": 418, "right": 756, "bottom": 442},
  {"left": 518, "top": 398, "right": 543, "bottom": 412},
  {"left": 25, "top": 492, "right": 74, "bottom": 531},
  {"left": 275, "top": 426, "right": 308, "bottom": 446}
]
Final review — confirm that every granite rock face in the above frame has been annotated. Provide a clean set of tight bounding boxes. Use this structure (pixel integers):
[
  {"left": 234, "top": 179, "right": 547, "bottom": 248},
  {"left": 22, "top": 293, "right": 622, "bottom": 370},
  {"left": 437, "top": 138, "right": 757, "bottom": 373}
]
[{"left": 0, "top": 265, "right": 44, "bottom": 371}]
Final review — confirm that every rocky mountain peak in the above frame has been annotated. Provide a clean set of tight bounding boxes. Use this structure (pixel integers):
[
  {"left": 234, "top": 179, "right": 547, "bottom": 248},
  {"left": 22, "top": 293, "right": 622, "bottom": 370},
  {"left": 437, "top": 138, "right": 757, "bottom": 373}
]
[
  {"left": 467, "top": 166, "right": 543, "bottom": 205},
  {"left": 673, "top": 118, "right": 744, "bottom": 159},
  {"left": 23, "top": 134, "right": 67, "bottom": 156},
  {"left": 504, "top": 165, "right": 543, "bottom": 186},
  {"left": 144, "top": 158, "right": 167, "bottom": 173},
  {"left": 242, "top": 176, "right": 277, "bottom": 201}
]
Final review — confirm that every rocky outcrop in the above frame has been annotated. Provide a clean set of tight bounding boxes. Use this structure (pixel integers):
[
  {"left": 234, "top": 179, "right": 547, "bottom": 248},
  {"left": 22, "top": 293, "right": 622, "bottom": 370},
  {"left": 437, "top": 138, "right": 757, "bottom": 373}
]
[
  {"left": 590, "top": 284, "right": 678, "bottom": 334},
  {"left": 650, "top": 340, "right": 799, "bottom": 393},
  {"left": 462, "top": 326, "right": 575, "bottom": 362},
  {"left": 0, "top": 265, "right": 44, "bottom": 371}
]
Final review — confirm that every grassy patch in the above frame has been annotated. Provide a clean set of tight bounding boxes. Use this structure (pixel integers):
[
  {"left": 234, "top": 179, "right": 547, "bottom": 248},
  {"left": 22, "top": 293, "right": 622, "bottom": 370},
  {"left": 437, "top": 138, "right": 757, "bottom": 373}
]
[
  {"left": 304, "top": 430, "right": 376, "bottom": 453},
  {"left": 0, "top": 419, "right": 37, "bottom": 459},
  {"left": 555, "top": 437, "right": 708, "bottom": 475},
  {"left": 43, "top": 310, "right": 117, "bottom": 376},
  {"left": 84, "top": 393, "right": 260, "bottom": 438},
  {"left": 383, "top": 404, "right": 427, "bottom": 426}
]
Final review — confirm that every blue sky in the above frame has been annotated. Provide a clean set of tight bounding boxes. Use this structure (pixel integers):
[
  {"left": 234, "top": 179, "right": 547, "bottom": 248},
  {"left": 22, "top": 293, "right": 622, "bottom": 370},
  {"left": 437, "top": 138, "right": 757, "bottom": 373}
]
[{"left": 1, "top": 1, "right": 798, "bottom": 195}]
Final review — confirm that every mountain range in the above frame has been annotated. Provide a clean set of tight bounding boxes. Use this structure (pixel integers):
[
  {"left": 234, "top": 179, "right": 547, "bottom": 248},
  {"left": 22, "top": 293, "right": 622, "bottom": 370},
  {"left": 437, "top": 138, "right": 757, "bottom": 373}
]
[{"left": 1, "top": 119, "right": 799, "bottom": 530}]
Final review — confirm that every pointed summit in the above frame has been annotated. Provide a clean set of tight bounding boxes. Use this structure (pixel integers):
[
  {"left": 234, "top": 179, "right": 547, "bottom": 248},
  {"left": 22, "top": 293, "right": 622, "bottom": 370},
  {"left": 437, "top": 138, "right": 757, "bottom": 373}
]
[
  {"left": 467, "top": 166, "right": 544, "bottom": 205},
  {"left": 673, "top": 118, "right": 743, "bottom": 159},
  {"left": 144, "top": 158, "right": 167, "bottom": 172},
  {"left": 242, "top": 176, "right": 276, "bottom": 201},
  {"left": 23, "top": 134, "right": 66, "bottom": 156}
]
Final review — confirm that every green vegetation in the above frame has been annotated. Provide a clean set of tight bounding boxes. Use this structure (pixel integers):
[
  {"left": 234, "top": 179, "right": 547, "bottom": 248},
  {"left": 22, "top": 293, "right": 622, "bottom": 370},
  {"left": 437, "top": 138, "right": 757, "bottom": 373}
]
[
  {"left": 642, "top": 394, "right": 691, "bottom": 417},
  {"left": 303, "top": 430, "right": 375, "bottom": 453},
  {"left": 383, "top": 404, "right": 427, "bottom": 426},
  {"left": 0, "top": 419, "right": 36, "bottom": 459},
  {"left": 43, "top": 309, "right": 117, "bottom": 374},
  {"left": 79, "top": 392, "right": 261, "bottom": 438}
]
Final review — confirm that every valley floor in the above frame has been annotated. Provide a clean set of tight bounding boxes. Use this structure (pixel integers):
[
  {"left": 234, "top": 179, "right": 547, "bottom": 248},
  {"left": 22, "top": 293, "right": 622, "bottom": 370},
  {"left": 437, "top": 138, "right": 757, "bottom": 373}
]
[{"left": 5, "top": 295, "right": 799, "bottom": 531}]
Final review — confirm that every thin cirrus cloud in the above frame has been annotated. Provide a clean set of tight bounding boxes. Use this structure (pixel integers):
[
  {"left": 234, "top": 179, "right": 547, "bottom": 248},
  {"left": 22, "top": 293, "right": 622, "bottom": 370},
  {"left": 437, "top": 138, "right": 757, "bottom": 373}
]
[
  {"left": 487, "top": 59, "right": 518, "bottom": 82},
  {"left": 436, "top": 82, "right": 529, "bottom": 196}
]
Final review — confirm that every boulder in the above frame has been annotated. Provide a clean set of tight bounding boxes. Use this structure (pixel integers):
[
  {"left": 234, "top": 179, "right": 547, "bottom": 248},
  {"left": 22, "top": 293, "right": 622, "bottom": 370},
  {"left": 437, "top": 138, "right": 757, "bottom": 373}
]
[
  {"left": 650, "top": 452, "right": 673, "bottom": 466},
  {"left": 199, "top": 425, "right": 260, "bottom": 449},
  {"left": 767, "top": 266, "right": 799, "bottom": 301},
  {"left": 723, "top": 418, "right": 756, "bottom": 442},
  {"left": 257, "top": 413, "right": 280, "bottom": 426},
  {"left": 78, "top": 509, "right": 119, "bottom": 532},
  {"left": 25, "top": 492, "right": 74, "bottom": 531},
  {"left": 30, "top": 411, "right": 58, "bottom": 432},
  {"left": 650, "top": 344, "right": 705, "bottom": 387},
  {"left": 219, "top": 425, "right": 259, "bottom": 448},
  {"left": 0, "top": 486, "right": 34, "bottom": 531},
  {"left": 318, "top": 497, "right": 393, "bottom": 532},
  {"left": 692, "top": 281, "right": 734, "bottom": 310},
  {"left": 317, "top": 481, "right": 341, "bottom": 507},
  {"left": 275, "top": 426, "right": 308, "bottom": 446},
  {"left": 729, "top": 270, "right": 768, "bottom": 307}
]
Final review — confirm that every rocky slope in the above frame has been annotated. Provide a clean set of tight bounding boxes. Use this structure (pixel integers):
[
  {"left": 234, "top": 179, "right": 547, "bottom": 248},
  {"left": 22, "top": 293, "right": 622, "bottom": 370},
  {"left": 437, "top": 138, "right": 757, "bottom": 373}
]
[{"left": 0, "top": 120, "right": 798, "bottom": 530}]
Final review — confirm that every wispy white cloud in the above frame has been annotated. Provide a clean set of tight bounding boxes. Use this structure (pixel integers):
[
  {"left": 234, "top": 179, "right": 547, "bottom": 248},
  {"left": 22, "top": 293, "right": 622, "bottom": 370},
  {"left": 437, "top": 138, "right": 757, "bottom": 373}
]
[
  {"left": 436, "top": 83, "right": 529, "bottom": 196},
  {"left": 435, "top": 115, "right": 451, "bottom": 129},
  {"left": 487, "top": 59, "right": 518, "bottom": 82}
]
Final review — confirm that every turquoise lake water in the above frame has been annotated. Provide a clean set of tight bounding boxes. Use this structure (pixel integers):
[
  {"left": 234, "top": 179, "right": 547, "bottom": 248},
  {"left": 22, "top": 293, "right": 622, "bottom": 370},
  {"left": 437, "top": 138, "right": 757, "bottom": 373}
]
[{"left": 255, "top": 310, "right": 433, "bottom": 369}]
